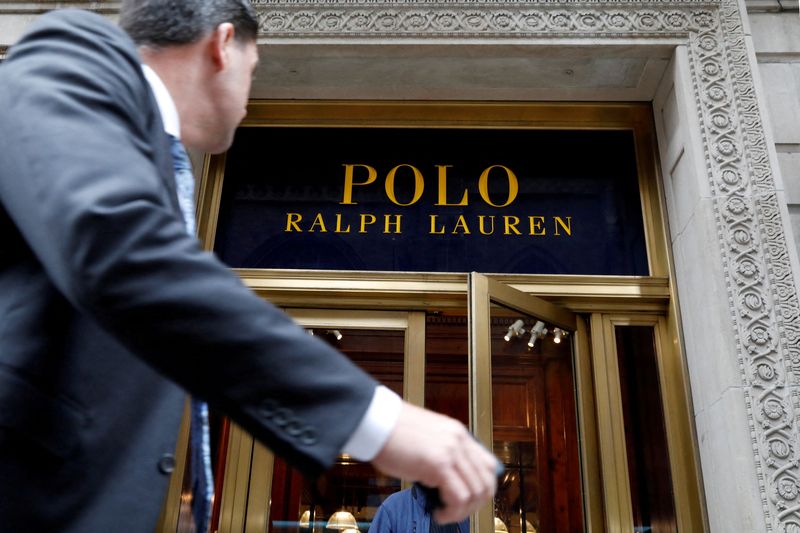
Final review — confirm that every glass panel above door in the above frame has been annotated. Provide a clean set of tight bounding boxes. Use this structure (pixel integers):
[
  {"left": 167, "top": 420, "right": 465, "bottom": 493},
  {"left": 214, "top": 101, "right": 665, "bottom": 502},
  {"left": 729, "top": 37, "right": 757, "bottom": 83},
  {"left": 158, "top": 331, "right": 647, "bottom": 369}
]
[{"left": 214, "top": 127, "right": 648, "bottom": 275}]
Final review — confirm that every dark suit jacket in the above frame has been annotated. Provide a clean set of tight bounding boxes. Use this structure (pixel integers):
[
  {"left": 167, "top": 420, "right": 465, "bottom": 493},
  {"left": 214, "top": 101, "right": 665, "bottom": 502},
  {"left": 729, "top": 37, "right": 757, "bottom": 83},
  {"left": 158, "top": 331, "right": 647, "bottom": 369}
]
[{"left": 0, "top": 9, "right": 378, "bottom": 531}]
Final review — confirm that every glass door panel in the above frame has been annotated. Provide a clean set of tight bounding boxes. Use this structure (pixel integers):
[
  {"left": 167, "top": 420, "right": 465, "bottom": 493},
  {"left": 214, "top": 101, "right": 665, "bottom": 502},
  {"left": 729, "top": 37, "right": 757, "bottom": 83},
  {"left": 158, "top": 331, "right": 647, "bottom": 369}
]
[
  {"left": 267, "top": 326, "right": 404, "bottom": 533},
  {"left": 469, "top": 274, "right": 584, "bottom": 533},
  {"left": 213, "top": 310, "right": 418, "bottom": 533},
  {"left": 425, "top": 314, "right": 469, "bottom": 428},
  {"left": 614, "top": 324, "right": 676, "bottom": 533}
]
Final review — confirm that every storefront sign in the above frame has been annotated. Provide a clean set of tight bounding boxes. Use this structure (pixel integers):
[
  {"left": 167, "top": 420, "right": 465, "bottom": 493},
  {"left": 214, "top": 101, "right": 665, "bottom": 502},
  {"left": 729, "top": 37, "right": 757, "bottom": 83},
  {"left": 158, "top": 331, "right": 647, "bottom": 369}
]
[{"left": 214, "top": 127, "right": 648, "bottom": 275}]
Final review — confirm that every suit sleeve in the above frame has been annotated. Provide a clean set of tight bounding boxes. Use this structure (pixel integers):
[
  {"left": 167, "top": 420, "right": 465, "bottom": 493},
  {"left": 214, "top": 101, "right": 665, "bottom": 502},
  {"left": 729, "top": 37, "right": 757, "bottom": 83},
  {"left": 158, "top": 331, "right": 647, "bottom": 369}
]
[{"left": 0, "top": 10, "right": 378, "bottom": 475}]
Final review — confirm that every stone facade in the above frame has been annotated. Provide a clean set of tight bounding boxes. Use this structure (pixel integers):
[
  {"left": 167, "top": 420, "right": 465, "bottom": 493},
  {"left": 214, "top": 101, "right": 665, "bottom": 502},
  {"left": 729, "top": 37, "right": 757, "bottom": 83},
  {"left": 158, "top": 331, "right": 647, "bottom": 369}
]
[{"left": 1, "top": 1, "right": 799, "bottom": 531}]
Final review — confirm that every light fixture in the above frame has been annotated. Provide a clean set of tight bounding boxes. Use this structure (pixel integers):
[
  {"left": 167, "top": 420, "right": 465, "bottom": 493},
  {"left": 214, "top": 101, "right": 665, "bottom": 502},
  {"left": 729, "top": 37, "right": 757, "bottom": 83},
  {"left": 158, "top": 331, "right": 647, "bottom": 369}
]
[
  {"left": 504, "top": 319, "right": 525, "bottom": 341},
  {"left": 527, "top": 320, "right": 547, "bottom": 348},
  {"left": 307, "top": 329, "right": 314, "bottom": 336},
  {"left": 494, "top": 517, "right": 509, "bottom": 533},
  {"left": 329, "top": 329, "right": 343, "bottom": 341},
  {"left": 326, "top": 510, "right": 358, "bottom": 530},
  {"left": 553, "top": 328, "right": 564, "bottom": 344},
  {"left": 341, "top": 530, "right": 360, "bottom": 533},
  {"left": 298, "top": 510, "right": 310, "bottom": 528}
]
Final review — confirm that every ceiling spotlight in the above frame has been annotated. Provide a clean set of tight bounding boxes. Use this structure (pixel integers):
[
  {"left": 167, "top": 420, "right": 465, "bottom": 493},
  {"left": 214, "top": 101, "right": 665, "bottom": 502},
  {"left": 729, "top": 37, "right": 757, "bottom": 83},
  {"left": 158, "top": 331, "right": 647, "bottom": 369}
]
[
  {"left": 329, "top": 329, "right": 343, "bottom": 341},
  {"left": 553, "top": 328, "right": 564, "bottom": 344},
  {"left": 527, "top": 332, "right": 538, "bottom": 349},
  {"left": 307, "top": 329, "right": 314, "bottom": 336},
  {"left": 504, "top": 319, "right": 525, "bottom": 342},
  {"left": 527, "top": 321, "right": 547, "bottom": 348}
]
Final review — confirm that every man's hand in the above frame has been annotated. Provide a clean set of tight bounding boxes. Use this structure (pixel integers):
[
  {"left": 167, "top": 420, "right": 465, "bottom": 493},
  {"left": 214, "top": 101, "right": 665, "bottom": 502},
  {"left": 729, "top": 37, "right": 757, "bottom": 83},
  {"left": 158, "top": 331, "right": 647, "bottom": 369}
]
[{"left": 371, "top": 402, "right": 498, "bottom": 524}]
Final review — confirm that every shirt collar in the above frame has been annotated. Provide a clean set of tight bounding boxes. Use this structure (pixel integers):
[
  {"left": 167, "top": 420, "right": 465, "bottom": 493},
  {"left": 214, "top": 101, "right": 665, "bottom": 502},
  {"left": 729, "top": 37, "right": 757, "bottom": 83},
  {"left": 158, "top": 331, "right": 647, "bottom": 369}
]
[{"left": 142, "top": 64, "right": 180, "bottom": 139}]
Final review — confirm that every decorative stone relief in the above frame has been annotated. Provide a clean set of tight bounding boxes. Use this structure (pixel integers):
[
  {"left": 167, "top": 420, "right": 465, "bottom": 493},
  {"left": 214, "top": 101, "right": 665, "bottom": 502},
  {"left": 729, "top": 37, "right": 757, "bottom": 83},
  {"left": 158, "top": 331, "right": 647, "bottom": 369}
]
[
  {"left": 249, "top": 0, "right": 800, "bottom": 530},
  {"left": 253, "top": 2, "right": 717, "bottom": 37}
]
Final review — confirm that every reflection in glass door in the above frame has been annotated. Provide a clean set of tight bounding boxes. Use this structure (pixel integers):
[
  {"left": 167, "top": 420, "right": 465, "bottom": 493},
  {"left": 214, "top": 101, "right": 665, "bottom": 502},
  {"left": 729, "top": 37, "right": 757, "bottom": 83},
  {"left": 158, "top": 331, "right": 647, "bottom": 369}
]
[
  {"left": 490, "top": 314, "right": 582, "bottom": 533},
  {"left": 469, "top": 273, "right": 585, "bottom": 533}
]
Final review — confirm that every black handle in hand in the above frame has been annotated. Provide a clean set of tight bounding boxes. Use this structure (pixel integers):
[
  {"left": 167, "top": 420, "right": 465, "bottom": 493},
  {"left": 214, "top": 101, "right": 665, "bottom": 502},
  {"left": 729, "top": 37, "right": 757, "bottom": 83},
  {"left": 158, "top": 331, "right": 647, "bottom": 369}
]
[{"left": 414, "top": 459, "right": 505, "bottom": 514}]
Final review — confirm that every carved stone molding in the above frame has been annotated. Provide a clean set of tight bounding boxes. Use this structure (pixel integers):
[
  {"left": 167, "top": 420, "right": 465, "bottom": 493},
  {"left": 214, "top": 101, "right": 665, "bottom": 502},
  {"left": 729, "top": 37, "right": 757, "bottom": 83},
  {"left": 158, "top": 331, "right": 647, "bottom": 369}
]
[
  {"left": 250, "top": 1, "right": 799, "bottom": 531},
  {"left": 0, "top": 2, "right": 119, "bottom": 15},
  {"left": 254, "top": 2, "right": 718, "bottom": 37}
]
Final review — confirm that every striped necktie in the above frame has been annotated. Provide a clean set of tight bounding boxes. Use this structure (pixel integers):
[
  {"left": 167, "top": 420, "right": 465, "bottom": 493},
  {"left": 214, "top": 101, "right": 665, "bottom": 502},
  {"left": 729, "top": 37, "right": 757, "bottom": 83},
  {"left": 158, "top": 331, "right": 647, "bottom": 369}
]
[{"left": 168, "top": 134, "right": 214, "bottom": 533}]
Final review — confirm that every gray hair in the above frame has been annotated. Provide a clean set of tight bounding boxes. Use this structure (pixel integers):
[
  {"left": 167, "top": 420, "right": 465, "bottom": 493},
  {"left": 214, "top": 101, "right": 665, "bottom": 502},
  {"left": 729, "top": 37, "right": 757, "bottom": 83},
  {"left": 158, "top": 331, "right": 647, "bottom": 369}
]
[{"left": 119, "top": 0, "right": 258, "bottom": 47}]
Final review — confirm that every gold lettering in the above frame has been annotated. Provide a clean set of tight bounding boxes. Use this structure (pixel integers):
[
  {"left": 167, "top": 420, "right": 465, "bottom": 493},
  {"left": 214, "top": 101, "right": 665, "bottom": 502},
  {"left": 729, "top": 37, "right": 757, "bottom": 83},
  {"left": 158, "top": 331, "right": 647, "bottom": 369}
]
[
  {"left": 452, "top": 215, "right": 471, "bottom": 234},
  {"left": 384, "top": 214, "right": 402, "bottom": 234},
  {"left": 340, "top": 164, "right": 377, "bottom": 205},
  {"left": 429, "top": 215, "right": 445, "bottom": 235},
  {"left": 478, "top": 165, "right": 519, "bottom": 208},
  {"left": 385, "top": 164, "right": 424, "bottom": 206},
  {"left": 285, "top": 213, "right": 303, "bottom": 232},
  {"left": 434, "top": 165, "right": 468, "bottom": 206},
  {"left": 359, "top": 214, "right": 376, "bottom": 233},
  {"left": 308, "top": 213, "right": 327, "bottom": 233},
  {"left": 554, "top": 216, "right": 572, "bottom": 236},
  {"left": 503, "top": 215, "right": 521, "bottom": 235},
  {"left": 528, "top": 216, "right": 545, "bottom": 236},
  {"left": 478, "top": 215, "right": 495, "bottom": 235},
  {"left": 335, "top": 214, "right": 351, "bottom": 233}
]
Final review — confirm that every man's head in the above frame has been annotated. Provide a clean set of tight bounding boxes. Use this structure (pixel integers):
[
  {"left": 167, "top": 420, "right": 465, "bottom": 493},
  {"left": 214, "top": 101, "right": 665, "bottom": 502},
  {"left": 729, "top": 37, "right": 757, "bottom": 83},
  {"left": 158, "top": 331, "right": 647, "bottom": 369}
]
[
  {"left": 120, "top": 0, "right": 257, "bottom": 48},
  {"left": 120, "top": 0, "right": 259, "bottom": 154}
]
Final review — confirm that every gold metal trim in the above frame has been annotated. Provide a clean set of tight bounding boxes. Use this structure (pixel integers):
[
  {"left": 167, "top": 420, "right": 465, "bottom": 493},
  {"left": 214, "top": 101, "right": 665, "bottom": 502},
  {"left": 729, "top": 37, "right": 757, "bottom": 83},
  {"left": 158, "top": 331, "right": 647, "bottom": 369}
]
[
  {"left": 590, "top": 313, "right": 634, "bottom": 532},
  {"left": 573, "top": 316, "right": 604, "bottom": 533},
  {"left": 405, "top": 311, "right": 426, "bottom": 408},
  {"left": 236, "top": 269, "right": 671, "bottom": 313},
  {"left": 217, "top": 423, "right": 256, "bottom": 533},
  {"left": 633, "top": 111, "right": 670, "bottom": 277},
  {"left": 157, "top": 399, "right": 191, "bottom": 533},
  {"left": 592, "top": 314, "right": 706, "bottom": 532},
  {"left": 243, "top": 101, "right": 654, "bottom": 129},
  {"left": 244, "top": 442, "right": 274, "bottom": 532},
  {"left": 196, "top": 151, "right": 225, "bottom": 252},
  {"left": 467, "top": 273, "right": 494, "bottom": 533},
  {"left": 284, "top": 308, "right": 410, "bottom": 329},
  {"left": 664, "top": 305, "right": 708, "bottom": 530},
  {"left": 655, "top": 314, "right": 707, "bottom": 531}
]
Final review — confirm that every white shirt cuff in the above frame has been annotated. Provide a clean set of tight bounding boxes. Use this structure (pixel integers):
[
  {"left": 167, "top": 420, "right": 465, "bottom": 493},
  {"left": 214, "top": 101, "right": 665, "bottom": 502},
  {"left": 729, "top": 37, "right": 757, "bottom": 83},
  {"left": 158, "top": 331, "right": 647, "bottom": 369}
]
[{"left": 341, "top": 385, "right": 402, "bottom": 461}]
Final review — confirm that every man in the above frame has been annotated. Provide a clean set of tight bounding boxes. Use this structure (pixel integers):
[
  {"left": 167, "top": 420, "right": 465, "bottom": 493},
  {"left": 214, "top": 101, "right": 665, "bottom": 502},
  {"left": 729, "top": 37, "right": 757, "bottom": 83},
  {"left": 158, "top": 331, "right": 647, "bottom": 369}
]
[
  {"left": 369, "top": 486, "right": 470, "bottom": 533},
  {"left": 0, "top": 1, "right": 497, "bottom": 531}
]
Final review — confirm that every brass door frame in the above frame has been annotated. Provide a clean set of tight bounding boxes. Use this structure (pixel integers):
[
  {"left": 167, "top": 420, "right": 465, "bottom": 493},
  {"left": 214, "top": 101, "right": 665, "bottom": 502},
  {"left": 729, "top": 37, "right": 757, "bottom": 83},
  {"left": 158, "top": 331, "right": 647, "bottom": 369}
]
[
  {"left": 215, "top": 309, "right": 425, "bottom": 533},
  {"left": 154, "top": 101, "right": 707, "bottom": 532},
  {"left": 468, "top": 276, "right": 704, "bottom": 532},
  {"left": 196, "top": 101, "right": 671, "bottom": 314},
  {"left": 589, "top": 313, "right": 705, "bottom": 532},
  {"left": 467, "top": 273, "right": 594, "bottom": 533}
]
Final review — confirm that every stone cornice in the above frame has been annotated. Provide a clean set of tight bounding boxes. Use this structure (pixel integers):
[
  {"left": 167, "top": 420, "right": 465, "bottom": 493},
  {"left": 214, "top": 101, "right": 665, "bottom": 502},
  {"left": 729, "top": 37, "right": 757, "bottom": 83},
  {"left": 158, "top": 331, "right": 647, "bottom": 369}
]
[
  {"left": 252, "top": 1, "right": 720, "bottom": 37},
  {"left": 0, "top": 2, "right": 119, "bottom": 15}
]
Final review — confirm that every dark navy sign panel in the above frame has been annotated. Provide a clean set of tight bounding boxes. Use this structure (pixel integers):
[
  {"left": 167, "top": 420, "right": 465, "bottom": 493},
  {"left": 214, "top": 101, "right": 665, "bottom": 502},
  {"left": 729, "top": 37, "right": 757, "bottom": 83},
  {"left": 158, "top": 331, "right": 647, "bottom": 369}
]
[{"left": 214, "top": 127, "right": 649, "bottom": 275}]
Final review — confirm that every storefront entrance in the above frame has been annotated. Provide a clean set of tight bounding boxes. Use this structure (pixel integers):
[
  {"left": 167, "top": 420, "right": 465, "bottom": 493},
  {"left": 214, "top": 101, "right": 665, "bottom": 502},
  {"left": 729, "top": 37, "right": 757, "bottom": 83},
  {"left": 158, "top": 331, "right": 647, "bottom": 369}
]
[{"left": 159, "top": 103, "right": 705, "bottom": 532}]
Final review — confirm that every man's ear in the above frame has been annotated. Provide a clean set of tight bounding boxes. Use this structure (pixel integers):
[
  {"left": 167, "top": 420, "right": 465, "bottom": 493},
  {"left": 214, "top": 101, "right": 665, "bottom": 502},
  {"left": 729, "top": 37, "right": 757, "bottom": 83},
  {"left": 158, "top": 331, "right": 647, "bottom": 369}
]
[{"left": 209, "top": 22, "right": 235, "bottom": 71}]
